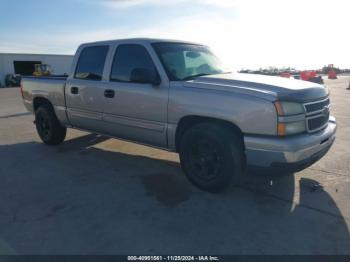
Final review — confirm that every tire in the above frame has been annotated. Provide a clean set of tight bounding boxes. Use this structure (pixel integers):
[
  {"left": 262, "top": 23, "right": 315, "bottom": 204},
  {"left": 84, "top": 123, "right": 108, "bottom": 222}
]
[
  {"left": 179, "top": 122, "right": 245, "bottom": 193},
  {"left": 35, "top": 104, "right": 67, "bottom": 145}
]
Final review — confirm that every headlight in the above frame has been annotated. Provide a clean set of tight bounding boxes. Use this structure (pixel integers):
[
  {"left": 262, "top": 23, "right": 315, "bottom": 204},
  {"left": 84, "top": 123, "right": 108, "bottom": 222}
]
[
  {"left": 277, "top": 121, "right": 306, "bottom": 136},
  {"left": 274, "top": 101, "right": 304, "bottom": 116},
  {"left": 274, "top": 101, "right": 306, "bottom": 136}
]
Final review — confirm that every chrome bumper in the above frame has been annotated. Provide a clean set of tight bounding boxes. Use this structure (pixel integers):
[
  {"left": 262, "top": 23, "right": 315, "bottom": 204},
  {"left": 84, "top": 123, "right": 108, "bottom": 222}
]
[{"left": 244, "top": 117, "right": 336, "bottom": 169}]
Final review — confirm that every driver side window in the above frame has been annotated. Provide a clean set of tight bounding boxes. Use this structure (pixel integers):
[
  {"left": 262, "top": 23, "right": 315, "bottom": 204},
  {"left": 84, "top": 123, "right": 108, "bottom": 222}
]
[{"left": 110, "top": 44, "right": 157, "bottom": 83}]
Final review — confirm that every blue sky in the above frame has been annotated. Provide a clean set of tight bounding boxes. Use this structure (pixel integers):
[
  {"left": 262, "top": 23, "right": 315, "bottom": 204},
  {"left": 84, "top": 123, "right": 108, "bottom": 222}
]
[{"left": 0, "top": 0, "right": 349, "bottom": 70}]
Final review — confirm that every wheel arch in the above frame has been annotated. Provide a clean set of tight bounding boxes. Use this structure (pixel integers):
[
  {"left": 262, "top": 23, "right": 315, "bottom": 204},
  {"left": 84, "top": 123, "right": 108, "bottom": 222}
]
[
  {"left": 175, "top": 115, "right": 245, "bottom": 152},
  {"left": 33, "top": 96, "right": 54, "bottom": 112}
]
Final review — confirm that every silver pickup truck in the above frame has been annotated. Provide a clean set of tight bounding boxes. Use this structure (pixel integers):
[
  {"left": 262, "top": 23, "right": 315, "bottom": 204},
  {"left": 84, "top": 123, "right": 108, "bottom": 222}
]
[{"left": 21, "top": 38, "right": 336, "bottom": 192}]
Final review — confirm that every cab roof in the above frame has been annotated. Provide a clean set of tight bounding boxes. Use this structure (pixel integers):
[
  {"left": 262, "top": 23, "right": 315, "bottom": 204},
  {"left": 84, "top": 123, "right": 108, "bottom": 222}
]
[{"left": 81, "top": 38, "right": 204, "bottom": 47}]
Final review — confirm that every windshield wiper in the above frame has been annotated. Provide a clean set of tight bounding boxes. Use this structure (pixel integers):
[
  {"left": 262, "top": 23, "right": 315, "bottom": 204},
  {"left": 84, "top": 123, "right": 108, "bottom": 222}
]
[{"left": 182, "top": 73, "right": 212, "bottom": 81}]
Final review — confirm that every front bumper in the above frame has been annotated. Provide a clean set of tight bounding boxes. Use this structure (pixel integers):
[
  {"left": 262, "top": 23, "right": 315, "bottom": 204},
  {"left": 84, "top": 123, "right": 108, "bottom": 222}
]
[{"left": 244, "top": 116, "right": 336, "bottom": 172}]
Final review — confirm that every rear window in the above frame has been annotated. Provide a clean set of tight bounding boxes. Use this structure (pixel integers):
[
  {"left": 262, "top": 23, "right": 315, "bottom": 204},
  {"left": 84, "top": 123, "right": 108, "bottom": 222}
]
[{"left": 75, "top": 46, "right": 109, "bottom": 81}]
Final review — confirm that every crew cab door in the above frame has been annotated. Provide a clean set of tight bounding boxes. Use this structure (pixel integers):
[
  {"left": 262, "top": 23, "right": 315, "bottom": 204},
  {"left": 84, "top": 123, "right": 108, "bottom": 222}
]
[
  {"left": 65, "top": 45, "right": 109, "bottom": 132},
  {"left": 102, "top": 43, "right": 168, "bottom": 147}
]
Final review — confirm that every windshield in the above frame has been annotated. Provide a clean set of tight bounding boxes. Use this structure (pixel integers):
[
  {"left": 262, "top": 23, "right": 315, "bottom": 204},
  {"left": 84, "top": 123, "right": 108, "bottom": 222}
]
[{"left": 152, "top": 42, "right": 226, "bottom": 81}]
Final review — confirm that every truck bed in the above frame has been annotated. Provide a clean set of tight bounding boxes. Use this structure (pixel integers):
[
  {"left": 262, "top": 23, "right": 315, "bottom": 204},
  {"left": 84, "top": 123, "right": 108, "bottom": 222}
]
[{"left": 21, "top": 75, "right": 67, "bottom": 115}]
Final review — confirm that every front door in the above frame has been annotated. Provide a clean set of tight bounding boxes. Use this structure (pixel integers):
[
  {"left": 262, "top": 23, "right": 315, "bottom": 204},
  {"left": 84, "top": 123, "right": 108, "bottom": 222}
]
[{"left": 102, "top": 44, "right": 168, "bottom": 147}]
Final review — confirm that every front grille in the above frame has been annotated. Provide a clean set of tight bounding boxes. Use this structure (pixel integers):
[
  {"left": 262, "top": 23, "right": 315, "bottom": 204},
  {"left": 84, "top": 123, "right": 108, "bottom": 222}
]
[
  {"left": 304, "top": 98, "right": 330, "bottom": 114},
  {"left": 308, "top": 114, "right": 329, "bottom": 131},
  {"left": 304, "top": 97, "right": 330, "bottom": 132}
]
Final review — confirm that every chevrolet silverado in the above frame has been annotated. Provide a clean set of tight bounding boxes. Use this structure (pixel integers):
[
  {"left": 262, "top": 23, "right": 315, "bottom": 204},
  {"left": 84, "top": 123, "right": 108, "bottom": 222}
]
[{"left": 21, "top": 38, "right": 336, "bottom": 192}]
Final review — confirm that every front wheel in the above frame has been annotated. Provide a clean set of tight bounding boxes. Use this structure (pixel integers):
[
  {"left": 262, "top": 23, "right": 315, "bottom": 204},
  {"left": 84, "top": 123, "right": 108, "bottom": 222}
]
[
  {"left": 35, "top": 104, "right": 67, "bottom": 145},
  {"left": 179, "top": 123, "right": 245, "bottom": 193}
]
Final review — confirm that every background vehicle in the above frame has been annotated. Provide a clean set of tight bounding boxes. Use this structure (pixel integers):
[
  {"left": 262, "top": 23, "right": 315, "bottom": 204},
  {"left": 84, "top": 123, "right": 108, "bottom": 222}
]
[
  {"left": 32, "top": 64, "right": 53, "bottom": 76},
  {"left": 279, "top": 72, "right": 291, "bottom": 78},
  {"left": 21, "top": 38, "right": 337, "bottom": 192},
  {"left": 300, "top": 71, "right": 324, "bottom": 84},
  {"left": 5, "top": 74, "right": 21, "bottom": 87},
  {"left": 280, "top": 71, "right": 323, "bottom": 84}
]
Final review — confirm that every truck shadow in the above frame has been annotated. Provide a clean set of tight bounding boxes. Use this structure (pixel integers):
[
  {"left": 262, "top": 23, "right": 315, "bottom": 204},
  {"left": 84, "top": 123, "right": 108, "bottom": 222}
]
[{"left": 0, "top": 133, "right": 349, "bottom": 254}]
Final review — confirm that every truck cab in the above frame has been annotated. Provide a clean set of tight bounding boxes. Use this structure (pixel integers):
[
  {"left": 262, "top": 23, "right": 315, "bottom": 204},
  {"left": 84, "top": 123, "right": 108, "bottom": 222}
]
[{"left": 65, "top": 40, "right": 169, "bottom": 148}]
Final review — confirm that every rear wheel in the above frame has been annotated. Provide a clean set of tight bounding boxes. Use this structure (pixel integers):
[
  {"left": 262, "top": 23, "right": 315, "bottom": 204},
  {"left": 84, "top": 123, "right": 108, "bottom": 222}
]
[
  {"left": 179, "top": 123, "right": 245, "bottom": 193},
  {"left": 35, "top": 104, "right": 66, "bottom": 145}
]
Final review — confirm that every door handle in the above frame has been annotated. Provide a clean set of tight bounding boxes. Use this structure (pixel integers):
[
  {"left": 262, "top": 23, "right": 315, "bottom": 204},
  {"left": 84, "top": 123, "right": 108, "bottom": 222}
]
[
  {"left": 104, "top": 89, "right": 115, "bottom": 98},
  {"left": 71, "top": 87, "right": 79, "bottom": 94}
]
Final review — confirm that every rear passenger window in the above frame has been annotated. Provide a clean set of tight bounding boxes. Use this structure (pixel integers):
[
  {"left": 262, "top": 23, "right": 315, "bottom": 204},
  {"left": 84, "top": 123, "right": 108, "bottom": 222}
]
[
  {"left": 110, "top": 44, "right": 156, "bottom": 82},
  {"left": 75, "top": 46, "right": 109, "bottom": 81}
]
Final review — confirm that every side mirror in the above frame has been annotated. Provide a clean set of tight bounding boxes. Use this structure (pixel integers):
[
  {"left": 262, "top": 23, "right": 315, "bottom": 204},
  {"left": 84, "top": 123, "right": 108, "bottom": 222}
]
[{"left": 130, "top": 68, "right": 161, "bottom": 86}]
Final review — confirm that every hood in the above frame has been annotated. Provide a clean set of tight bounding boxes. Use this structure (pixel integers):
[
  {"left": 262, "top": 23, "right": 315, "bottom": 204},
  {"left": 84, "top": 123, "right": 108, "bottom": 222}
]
[{"left": 183, "top": 73, "right": 329, "bottom": 102}]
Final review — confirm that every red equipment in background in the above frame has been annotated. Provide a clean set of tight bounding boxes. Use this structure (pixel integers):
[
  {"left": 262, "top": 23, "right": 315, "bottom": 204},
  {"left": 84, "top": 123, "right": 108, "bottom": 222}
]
[
  {"left": 300, "top": 71, "right": 317, "bottom": 81},
  {"left": 327, "top": 64, "right": 337, "bottom": 79},
  {"left": 300, "top": 71, "right": 324, "bottom": 84},
  {"left": 328, "top": 70, "right": 337, "bottom": 79},
  {"left": 279, "top": 72, "right": 291, "bottom": 78}
]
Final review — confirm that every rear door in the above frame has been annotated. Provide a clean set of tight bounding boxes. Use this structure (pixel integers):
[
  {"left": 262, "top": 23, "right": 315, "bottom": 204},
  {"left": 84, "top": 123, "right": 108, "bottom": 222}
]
[
  {"left": 102, "top": 43, "right": 169, "bottom": 147},
  {"left": 65, "top": 45, "right": 109, "bottom": 132}
]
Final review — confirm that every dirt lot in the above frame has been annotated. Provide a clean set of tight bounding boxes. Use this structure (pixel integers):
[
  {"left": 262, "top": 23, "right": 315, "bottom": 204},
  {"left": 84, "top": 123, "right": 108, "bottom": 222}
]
[{"left": 0, "top": 77, "right": 349, "bottom": 255}]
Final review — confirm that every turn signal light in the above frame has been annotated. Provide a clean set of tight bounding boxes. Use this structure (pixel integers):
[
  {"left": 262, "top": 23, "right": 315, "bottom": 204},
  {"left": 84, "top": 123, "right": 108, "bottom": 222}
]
[{"left": 277, "top": 123, "right": 286, "bottom": 136}]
